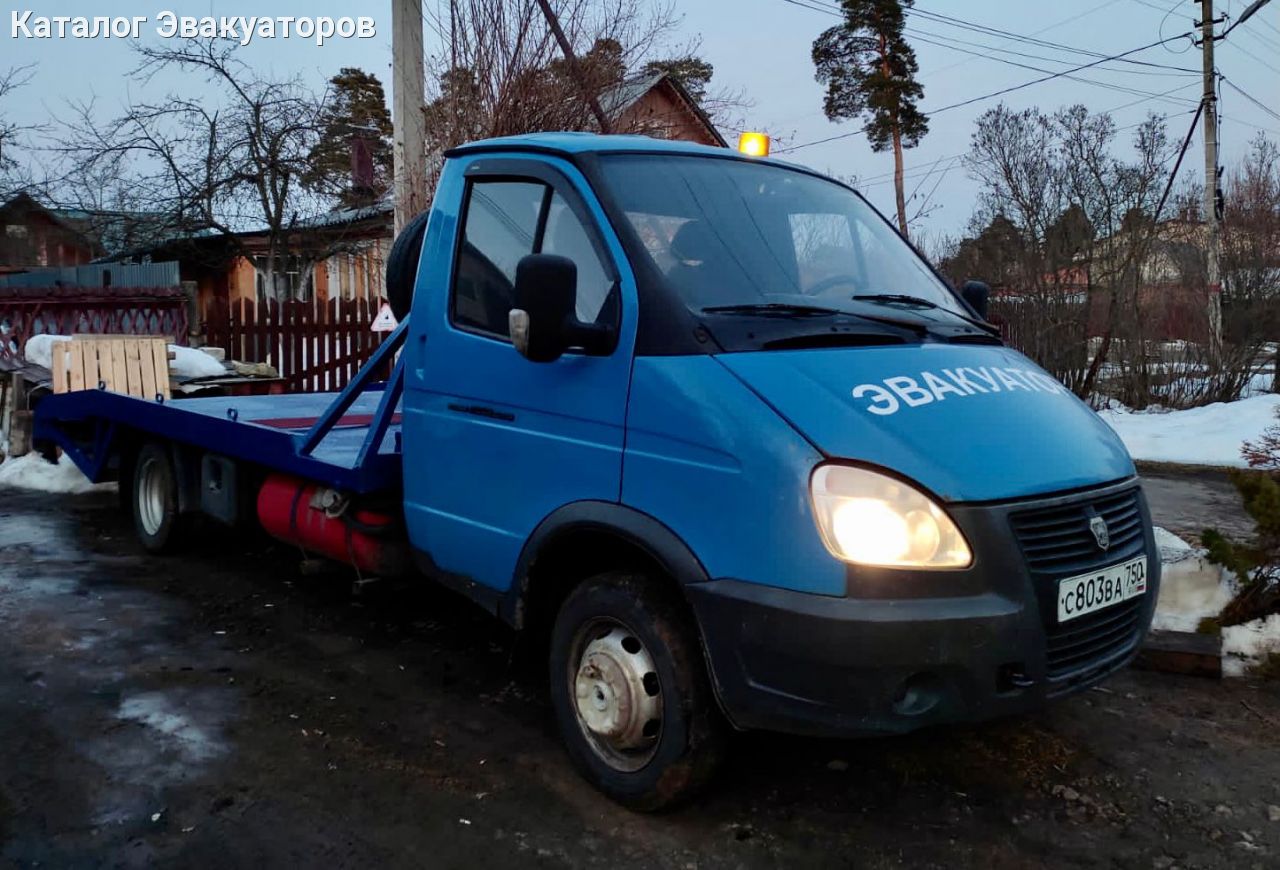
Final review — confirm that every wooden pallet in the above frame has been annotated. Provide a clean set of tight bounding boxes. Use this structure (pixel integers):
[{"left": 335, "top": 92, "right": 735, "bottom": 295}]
[{"left": 51, "top": 336, "right": 174, "bottom": 400}]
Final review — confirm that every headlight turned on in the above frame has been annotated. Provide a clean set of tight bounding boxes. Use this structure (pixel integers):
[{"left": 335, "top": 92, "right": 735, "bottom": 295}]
[{"left": 810, "top": 465, "right": 972, "bottom": 569}]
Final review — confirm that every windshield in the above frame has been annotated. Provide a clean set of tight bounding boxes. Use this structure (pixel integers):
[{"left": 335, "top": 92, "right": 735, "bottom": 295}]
[{"left": 599, "top": 154, "right": 967, "bottom": 319}]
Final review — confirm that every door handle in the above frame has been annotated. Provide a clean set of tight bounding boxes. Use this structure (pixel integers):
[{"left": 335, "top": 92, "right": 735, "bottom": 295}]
[
  {"left": 414, "top": 333, "right": 426, "bottom": 381},
  {"left": 447, "top": 403, "right": 516, "bottom": 423}
]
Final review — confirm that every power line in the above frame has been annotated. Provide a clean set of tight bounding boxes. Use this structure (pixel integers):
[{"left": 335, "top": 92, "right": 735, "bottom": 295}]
[
  {"left": 906, "top": 5, "right": 1199, "bottom": 73},
  {"left": 1220, "top": 76, "right": 1280, "bottom": 124},
  {"left": 778, "top": 34, "right": 1193, "bottom": 153},
  {"left": 1234, "top": 24, "right": 1280, "bottom": 58},
  {"left": 786, "top": 0, "right": 1201, "bottom": 73},
  {"left": 1220, "top": 37, "right": 1280, "bottom": 74},
  {"left": 924, "top": 0, "right": 1116, "bottom": 78},
  {"left": 1127, "top": 0, "right": 1177, "bottom": 12},
  {"left": 904, "top": 30, "right": 1203, "bottom": 107},
  {"left": 905, "top": 24, "right": 1198, "bottom": 78},
  {"left": 765, "top": 0, "right": 1119, "bottom": 131},
  {"left": 853, "top": 88, "right": 1200, "bottom": 191}
]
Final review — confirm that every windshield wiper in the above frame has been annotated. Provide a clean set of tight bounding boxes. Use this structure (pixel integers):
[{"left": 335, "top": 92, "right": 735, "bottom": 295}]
[
  {"left": 853, "top": 293, "right": 940, "bottom": 308},
  {"left": 852, "top": 293, "right": 1001, "bottom": 335},
  {"left": 702, "top": 303, "right": 840, "bottom": 317},
  {"left": 703, "top": 301, "right": 930, "bottom": 335}
]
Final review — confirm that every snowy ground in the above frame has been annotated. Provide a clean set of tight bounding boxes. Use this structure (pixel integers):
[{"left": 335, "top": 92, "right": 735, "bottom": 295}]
[
  {"left": 1099, "top": 393, "right": 1280, "bottom": 467},
  {"left": 0, "top": 453, "right": 114, "bottom": 495},
  {"left": 1152, "top": 525, "right": 1279, "bottom": 677}
]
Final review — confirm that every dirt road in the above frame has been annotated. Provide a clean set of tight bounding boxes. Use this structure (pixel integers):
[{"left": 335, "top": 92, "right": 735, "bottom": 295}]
[{"left": 1, "top": 489, "right": 1277, "bottom": 868}]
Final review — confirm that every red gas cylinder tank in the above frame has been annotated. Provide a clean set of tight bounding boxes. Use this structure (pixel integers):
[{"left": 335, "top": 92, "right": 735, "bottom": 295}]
[{"left": 256, "top": 474, "right": 410, "bottom": 576}]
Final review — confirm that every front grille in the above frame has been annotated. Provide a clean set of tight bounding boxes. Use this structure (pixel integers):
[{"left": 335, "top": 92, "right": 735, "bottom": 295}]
[
  {"left": 1010, "top": 488, "right": 1145, "bottom": 575},
  {"left": 1010, "top": 487, "right": 1149, "bottom": 683},
  {"left": 1044, "top": 597, "right": 1144, "bottom": 684}
]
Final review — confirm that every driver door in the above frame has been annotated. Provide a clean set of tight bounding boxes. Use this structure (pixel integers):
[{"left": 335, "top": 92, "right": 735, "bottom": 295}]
[{"left": 402, "top": 157, "right": 637, "bottom": 596}]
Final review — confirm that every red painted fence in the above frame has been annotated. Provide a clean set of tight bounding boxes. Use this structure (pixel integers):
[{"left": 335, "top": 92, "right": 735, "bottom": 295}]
[
  {"left": 205, "top": 296, "right": 391, "bottom": 393},
  {"left": 0, "top": 286, "right": 189, "bottom": 361}
]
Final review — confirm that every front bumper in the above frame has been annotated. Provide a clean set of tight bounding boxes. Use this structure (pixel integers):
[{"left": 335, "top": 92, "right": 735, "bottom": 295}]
[{"left": 686, "top": 478, "right": 1161, "bottom": 738}]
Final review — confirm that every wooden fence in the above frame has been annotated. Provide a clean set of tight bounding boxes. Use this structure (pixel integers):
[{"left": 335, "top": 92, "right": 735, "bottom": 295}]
[{"left": 205, "top": 296, "right": 391, "bottom": 393}]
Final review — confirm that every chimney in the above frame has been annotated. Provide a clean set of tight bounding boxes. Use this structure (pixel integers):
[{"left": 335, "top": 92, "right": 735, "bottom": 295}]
[{"left": 350, "top": 137, "right": 376, "bottom": 201}]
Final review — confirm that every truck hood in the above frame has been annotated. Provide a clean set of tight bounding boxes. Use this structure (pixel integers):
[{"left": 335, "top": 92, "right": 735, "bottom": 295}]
[{"left": 716, "top": 344, "right": 1134, "bottom": 503}]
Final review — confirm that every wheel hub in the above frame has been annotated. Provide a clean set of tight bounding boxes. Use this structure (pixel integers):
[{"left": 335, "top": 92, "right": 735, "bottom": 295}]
[
  {"left": 573, "top": 627, "right": 662, "bottom": 755},
  {"left": 137, "top": 458, "right": 166, "bottom": 536}
]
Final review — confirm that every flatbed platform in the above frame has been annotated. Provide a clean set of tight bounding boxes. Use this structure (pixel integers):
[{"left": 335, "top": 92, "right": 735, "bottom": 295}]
[{"left": 33, "top": 324, "right": 408, "bottom": 495}]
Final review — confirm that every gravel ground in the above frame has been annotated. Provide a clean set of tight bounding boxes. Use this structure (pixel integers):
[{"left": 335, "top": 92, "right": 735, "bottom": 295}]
[{"left": 1, "top": 488, "right": 1277, "bottom": 869}]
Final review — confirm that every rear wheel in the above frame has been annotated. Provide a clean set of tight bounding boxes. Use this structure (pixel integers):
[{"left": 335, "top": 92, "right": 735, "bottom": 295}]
[
  {"left": 131, "top": 442, "right": 191, "bottom": 554},
  {"left": 549, "top": 572, "right": 725, "bottom": 811}
]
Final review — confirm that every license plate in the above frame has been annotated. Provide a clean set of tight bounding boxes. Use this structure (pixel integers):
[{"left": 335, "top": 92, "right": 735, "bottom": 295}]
[{"left": 1057, "top": 556, "right": 1148, "bottom": 623}]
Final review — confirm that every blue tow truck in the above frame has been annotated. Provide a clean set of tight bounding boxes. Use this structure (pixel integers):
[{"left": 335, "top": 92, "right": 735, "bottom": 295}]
[{"left": 35, "top": 133, "right": 1160, "bottom": 810}]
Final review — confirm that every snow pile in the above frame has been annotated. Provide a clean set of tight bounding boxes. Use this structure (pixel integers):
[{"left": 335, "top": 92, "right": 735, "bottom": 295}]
[
  {"left": 0, "top": 453, "right": 113, "bottom": 494},
  {"left": 1099, "top": 393, "right": 1280, "bottom": 466},
  {"left": 22, "top": 334, "right": 227, "bottom": 380},
  {"left": 1151, "top": 527, "right": 1280, "bottom": 677},
  {"left": 1150, "top": 526, "right": 1237, "bottom": 633},
  {"left": 1222, "top": 615, "right": 1280, "bottom": 678},
  {"left": 170, "top": 346, "right": 226, "bottom": 379},
  {"left": 22, "top": 333, "right": 66, "bottom": 371},
  {"left": 1154, "top": 526, "right": 1196, "bottom": 564}
]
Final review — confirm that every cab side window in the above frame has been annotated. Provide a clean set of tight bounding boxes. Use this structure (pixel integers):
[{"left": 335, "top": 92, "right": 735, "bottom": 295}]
[
  {"left": 451, "top": 178, "right": 619, "bottom": 339},
  {"left": 541, "top": 193, "right": 616, "bottom": 324},
  {"left": 452, "top": 180, "right": 546, "bottom": 337}
]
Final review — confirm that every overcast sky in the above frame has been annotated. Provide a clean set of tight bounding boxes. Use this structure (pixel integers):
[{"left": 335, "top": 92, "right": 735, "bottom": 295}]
[{"left": 4, "top": 0, "right": 1279, "bottom": 241}]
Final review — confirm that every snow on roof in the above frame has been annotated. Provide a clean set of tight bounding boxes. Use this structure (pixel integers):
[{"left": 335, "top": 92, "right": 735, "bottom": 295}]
[{"left": 598, "top": 72, "right": 667, "bottom": 119}]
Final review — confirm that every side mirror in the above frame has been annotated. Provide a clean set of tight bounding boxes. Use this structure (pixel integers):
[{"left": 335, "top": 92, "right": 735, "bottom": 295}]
[
  {"left": 961, "top": 280, "right": 991, "bottom": 321},
  {"left": 509, "top": 254, "right": 614, "bottom": 363}
]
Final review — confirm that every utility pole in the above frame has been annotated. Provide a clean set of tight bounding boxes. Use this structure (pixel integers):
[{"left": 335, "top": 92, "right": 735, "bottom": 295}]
[
  {"left": 1197, "top": 0, "right": 1224, "bottom": 366},
  {"left": 392, "top": 0, "right": 428, "bottom": 235},
  {"left": 532, "top": 0, "right": 612, "bottom": 133}
]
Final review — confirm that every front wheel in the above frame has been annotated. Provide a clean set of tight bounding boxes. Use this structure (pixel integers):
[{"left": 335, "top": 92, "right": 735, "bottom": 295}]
[{"left": 549, "top": 572, "right": 725, "bottom": 811}]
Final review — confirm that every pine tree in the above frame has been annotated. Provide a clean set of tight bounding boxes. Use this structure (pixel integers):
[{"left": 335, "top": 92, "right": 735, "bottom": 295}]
[
  {"left": 641, "top": 56, "right": 715, "bottom": 104},
  {"left": 305, "top": 68, "right": 394, "bottom": 208},
  {"left": 812, "top": 0, "right": 928, "bottom": 236}
]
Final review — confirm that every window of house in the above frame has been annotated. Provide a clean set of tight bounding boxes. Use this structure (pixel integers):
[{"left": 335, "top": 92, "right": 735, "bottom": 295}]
[
  {"left": 253, "top": 255, "right": 306, "bottom": 299},
  {"left": 451, "top": 180, "right": 618, "bottom": 339}
]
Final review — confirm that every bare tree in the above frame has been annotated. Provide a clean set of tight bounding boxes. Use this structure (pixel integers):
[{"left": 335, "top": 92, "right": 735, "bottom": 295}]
[
  {"left": 0, "top": 64, "right": 38, "bottom": 200},
  {"left": 961, "top": 103, "right": 1174, "bottom": 400},
  {"left": 56, "top": 39, "right": 354, "bottom": 300},
  {"left": 421, "top": 0, "right": 726, "bottom": 158},
  {"left": 1221, "top": 135, "right": 1280, "bottom": 394}
]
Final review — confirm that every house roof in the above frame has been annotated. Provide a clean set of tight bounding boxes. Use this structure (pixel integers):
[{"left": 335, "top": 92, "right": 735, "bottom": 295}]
[
  {"left": 291, "top": 190, "right": 393, "bottom": 230},
  {"left": 1, "top": 193, "right": 92, "bottom": 239},
  {"left": 599, "top": 72, "right": 728, "bottom": 148},
  {"left": 1, "top": 192, "right": 178, "bottom": 258}
]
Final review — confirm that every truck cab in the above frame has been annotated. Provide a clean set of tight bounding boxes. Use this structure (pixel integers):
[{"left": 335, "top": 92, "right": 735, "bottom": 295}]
[{"left": 394, "top": 134, "right": 1160, "bottom": 807}]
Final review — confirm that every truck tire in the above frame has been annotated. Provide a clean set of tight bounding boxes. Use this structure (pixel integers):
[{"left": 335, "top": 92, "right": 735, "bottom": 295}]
[
  {"left": 549, "top": 572, "right": 726, "bottom": 811},
  {"left": 131, "top": 442, "right": 190, "bottom": 554},
  {"left": 385, "top": 209, "right": 431, "bottom": 320}
]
